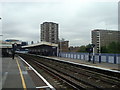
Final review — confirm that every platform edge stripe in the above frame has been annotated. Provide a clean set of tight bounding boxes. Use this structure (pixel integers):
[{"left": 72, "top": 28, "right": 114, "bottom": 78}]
[
  {"left": 19, "top": 56, "right": 55, "bottom": 90},
  {"left": 38, "top": 55, "right": 120, "bottom": 73},
  {"left": 36, "top": 86, "right": 50, "bottom": 88},
  {"left": 18, "top": 56, "right": 55, "bottom": 90},
  {"left": 16, "top": 59, "right": 27, "bottom": 89}
]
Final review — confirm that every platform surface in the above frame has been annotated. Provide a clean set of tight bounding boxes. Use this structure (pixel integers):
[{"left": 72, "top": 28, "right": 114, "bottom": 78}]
[
  {"left": 2, "top": 56, "right": 50, "bottom": 89},
  {"left": 51, "top": 57, "right": 120, "bottom": 71},
  {"left": 1, "top": 55, "right": 119, "bottom": 89}
]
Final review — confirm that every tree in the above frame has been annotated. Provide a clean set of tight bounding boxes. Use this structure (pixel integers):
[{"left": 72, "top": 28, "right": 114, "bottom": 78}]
[
  {"left": 101, "top": 46, "right": 108, "bottom": 53},
  {"left": 77, "top": 45, "right": 87, "bottom": 52},
  {"left": 101, "top": 42, "right": 120, "bottom": 54},
  {"left": 86, "top": 44, "right": 92, "bottom": 48},
  {"left": 107, "top": 42, "right": 120, "bottom": 53},
  {"left": 77, "top": 44, "right": 95, "bottom": 53}
]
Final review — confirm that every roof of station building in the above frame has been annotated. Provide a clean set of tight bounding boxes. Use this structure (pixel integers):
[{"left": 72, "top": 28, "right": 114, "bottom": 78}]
[
  {"left": 22, "top": 41, "right": 58, "bottom": 48},
  {"left": 0, "top": 40, "right": 12, "bottom": 48},
  {"left": 0, "top": 40, "right": 22, "bottom": 49}
]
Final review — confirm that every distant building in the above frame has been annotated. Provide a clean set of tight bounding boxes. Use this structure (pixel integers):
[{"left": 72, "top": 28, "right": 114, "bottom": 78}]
[
  {"left": 0, "top": 39, "right": 28, "bottom": 57},
  {"left": 1, "top": 39, "right": 28, "bottom": 50},
  {"left": 5, "top": 39, "right": 21, "bottom": 44},
  {"left": 21, "top": 42, "right": 28, "bottom": 46},
  {"left": 59, "top": 41, "right": 69, "bottom": 52},
  {"left": 41, "top": 22, "right": 58, "bottom": 44},
  {"left": 92, "top": 29, "right": 120, "bottom": 53},
  {"left": 68, "top": 46, "right": 80, "bottom": 52}
]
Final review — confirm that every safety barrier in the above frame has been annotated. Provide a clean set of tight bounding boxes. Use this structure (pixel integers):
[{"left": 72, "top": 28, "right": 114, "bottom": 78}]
[{"left": 58, "top": 52, "right": 120, "bottom": 64}]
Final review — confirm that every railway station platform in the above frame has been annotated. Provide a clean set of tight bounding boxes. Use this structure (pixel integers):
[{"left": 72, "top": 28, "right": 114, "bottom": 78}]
[
  {"left": 51, "top": 57, "right": 120, "bottom": 71},
  {"left": 2, "top": 56, "right": 54, "bottom": 89}
]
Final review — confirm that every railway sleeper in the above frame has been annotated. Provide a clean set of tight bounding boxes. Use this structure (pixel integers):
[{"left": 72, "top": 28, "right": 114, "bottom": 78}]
[
  {"left": 33, "top": 59, "right": 119, "bottom": 89},
  {"left": 19, "top": 54, "right": 120, "bottom": 90},
  {"left": 32, "top": 60, "right": 112, "bottom": 90}
]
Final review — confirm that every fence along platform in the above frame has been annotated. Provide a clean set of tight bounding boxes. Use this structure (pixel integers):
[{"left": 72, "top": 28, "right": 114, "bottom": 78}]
[{"left": 59, "top": 52, "right": 120, "bottom": 64}]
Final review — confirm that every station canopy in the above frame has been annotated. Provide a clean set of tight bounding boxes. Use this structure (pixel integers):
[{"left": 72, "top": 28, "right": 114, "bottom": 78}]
[
  {"left": 22, "top": 41, "right": 58, "bottom": 48},
  {"left": 0, "top": 39, "right": 22, "bottom": 49},
  {"left": 0, "top": 40, "right": 12, "bottom": 48}
]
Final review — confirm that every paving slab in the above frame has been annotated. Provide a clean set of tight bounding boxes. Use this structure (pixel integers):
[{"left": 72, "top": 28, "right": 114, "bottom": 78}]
[
  {"left": 2, "top": 56, "right": 53, "bottom": 90},
  {"left": 2, "top": 57, "right": 36, "bottom": 89}
]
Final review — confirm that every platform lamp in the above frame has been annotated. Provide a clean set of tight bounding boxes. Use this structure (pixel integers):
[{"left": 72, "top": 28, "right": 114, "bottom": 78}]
[
  {"left": 86, "top": 47, "right": 92, "bottom": 62},
  {"left": 91, "top": 44, "right": 95, "bottom": 64}
]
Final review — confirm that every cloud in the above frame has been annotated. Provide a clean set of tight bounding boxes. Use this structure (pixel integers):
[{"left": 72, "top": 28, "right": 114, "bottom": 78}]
[{"left": 1, "top": 1, "right": 118, "bottom": 46}]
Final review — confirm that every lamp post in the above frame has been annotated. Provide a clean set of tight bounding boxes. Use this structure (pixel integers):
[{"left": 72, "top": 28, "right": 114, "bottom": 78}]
[{"left": 91, "top": 44, "right": 95, "bottom": 64}]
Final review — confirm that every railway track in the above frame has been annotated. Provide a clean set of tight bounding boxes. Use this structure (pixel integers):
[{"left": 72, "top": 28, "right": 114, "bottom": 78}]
[{"left": 19, "top": 53, "right": 120, "bottom": 90}]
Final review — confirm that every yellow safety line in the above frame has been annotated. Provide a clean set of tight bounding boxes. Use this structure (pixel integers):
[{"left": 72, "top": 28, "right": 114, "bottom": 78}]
[{"left": 16, "top": 58, "right": 27, "bottom": 90}]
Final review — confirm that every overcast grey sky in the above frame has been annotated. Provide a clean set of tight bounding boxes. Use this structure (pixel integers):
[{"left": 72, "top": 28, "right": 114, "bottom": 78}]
[{"left": 0, "top": 0, "right": 118, "bottom": 46}]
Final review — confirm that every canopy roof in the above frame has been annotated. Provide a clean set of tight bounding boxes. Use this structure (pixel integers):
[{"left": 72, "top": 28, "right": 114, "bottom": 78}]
[{"left": 22, "top": 41, "right": 58, "bottom": 48}]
